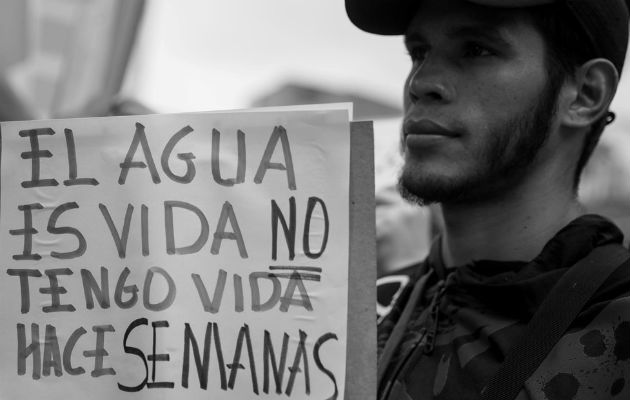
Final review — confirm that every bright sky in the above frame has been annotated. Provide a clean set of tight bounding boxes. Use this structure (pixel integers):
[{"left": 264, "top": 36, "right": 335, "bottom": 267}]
[{"left": 123, "top": 0, "right": 409, "bottom": 113}]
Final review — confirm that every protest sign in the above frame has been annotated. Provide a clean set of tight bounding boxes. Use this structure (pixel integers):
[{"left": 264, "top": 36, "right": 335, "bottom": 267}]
[{"left": 0, "top": 105, "right": 354, "bottom": 399}]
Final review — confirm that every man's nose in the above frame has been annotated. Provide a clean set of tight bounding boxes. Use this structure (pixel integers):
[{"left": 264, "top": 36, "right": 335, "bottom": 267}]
[{"left": 406, "top": 57, "right": 454, "bottom": 104}]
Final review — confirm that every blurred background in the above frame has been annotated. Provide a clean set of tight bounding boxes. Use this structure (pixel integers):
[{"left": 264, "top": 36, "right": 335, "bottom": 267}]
[{"left": 1, "top": 0, "right": 628, "bottom": 277}]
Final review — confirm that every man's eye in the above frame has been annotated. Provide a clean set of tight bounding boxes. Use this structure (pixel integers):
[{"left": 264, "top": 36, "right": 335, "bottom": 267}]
[
  {"left": 463, "top": 43, "right": 493, "bottom": 58},
  {"left": 407, "top": 46, "right": 429, "bottom": 62}
]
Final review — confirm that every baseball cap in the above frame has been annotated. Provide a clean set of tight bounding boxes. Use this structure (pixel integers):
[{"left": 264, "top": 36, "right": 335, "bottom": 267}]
[{"left": 346, "top": 0, "right": 630, "bottom": 74}]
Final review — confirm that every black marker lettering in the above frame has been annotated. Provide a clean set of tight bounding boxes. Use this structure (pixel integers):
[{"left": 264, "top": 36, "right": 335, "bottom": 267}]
[
  {"left": 161, "top": 125, "right": 196, "bottom": 183},
  {"left": 147, "top": 321, "right": 174, "bottom": 388},
  {"left": 250, "top": 272, "right": 281, "bottom": 312},
  {"left": 285, "top": 330, "right": 310, "bottom": 396},
  {"left": 114, "top": 267, "right": 139, "bottom": 309},
  {"left": 118, "top": 122, "right": 161, "bottom": 184},
  {"left": 271, "top": 197, "right": 296, "bottom": 261},
  {"left": 48, "top": 202, "right": 86, "bottom": 259},
  {"left": 280, "top": 271, "right": 313, "bottom": 312},
  {"left": 143, "top": 267, "right": 176, "bottom": 311},
  {"left": 233, "top": 274, "right": 244, "bottom": 312},
  {"left": 10, "top": 203, "right": 43, "bottom": 261},
  {"left": 227, "top": 324, "right": 258, "bottom": 394},
  {"left": 263, "top": 330, "right": 289, "bottom": 394},
  {"left": 211, "top": 322, "right": 228, "bottom": 389},
  {"left": 181, "top": 322, "right": 227, "bottom": 390},
  {"left": 17, "top": 323, "right": 41, "bottom": 379},
  {"left": 63, "top": 128, "right": 98, "bottom": 186},
  {"left": 40, "top": 268, "right": 76, "bottom": 313},
  {"left": 211, "top": 128, "right": 246, "bottom": 186},
  {"left": 63, "top": 327, "right": 87, "bottom": 375},
  {"left": 81, "top": 267, "right": 110, "bottom": 309},
  {"left": 19, "top": 128, "right": 58, "bottom": 188},
  {"left": 254, "top": 125, "right": 296, "bottom": 190},
  {"left": 99, "top": 203, "right": 134, "bottom": 258},
  {"left": 313, "top": 333, "right": 339, "bottom": 400},
  {"left": 192, "top": 270, "right": 227, "bottom": 314},
  {"left": 7, "top": 268, "right": 42, "bottom": 313},
  {"left": 164, "top": 201, "right": 209, "bottom": 255},
  {"left": 182, "top": 323, "right": 211, "bottom": 389},
  {"left": 42, "top": 324, "right": 62, "bottom": 377},
  {"left": 83, "top": 325, "right": 116, "bottom": 377},
  {"left": 211, "top": 201, "right": 248, "bottom": 258},
  {"left": 141, "top": 204, "right": 149, "bottom": 256},
  {"left": 118, "top": 318, "right": 148, "bottom": 392},
  {"left": 303, "top": 197, "right": 329, "bottom": 259}
]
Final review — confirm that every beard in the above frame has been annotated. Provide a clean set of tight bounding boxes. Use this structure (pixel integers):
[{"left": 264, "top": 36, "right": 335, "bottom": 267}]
[{"left": 398, "top": 78, "right": 561, "bottom": 206}]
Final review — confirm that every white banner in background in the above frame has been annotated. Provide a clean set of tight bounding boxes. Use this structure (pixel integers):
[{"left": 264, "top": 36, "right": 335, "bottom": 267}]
[{"left": 0, "top": 105, "right": 350, "bottom": 399}]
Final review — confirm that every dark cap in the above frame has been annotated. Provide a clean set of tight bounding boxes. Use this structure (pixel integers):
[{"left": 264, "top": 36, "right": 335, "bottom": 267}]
[{"left": 346, "top": 0, "right": 630, "bottom": 74}]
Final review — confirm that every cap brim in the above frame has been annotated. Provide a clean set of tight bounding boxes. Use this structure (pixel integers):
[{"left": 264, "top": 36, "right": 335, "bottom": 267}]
[
  {"left": 468, "top": 0, "right": 553, "bottom": 6},
  {"left": 346, "top": 0, "right": 555, "bottom": 34},
  {"left": 345, "top": 0, "right": 416, "bottom": 35}
]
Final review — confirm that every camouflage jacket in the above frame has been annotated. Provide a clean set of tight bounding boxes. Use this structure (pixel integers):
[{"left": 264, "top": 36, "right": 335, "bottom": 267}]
[{"left": 377, "top": 215, "right": 630, "bottom": 400}]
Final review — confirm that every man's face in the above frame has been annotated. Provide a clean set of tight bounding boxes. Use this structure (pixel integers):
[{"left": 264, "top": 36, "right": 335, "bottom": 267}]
[{"left": 399, "top": 0, "right": 561, "bottom": 205}]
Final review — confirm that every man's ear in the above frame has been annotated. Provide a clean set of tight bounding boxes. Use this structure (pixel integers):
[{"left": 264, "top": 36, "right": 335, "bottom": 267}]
[{"left": 562, "top": 58, "right": 619, "bottom": 128}]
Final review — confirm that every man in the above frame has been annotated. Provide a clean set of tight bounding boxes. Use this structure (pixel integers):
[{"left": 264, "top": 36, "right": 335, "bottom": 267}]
[{"left": 346, "top": 0, "right": 630, "bottom": 399}]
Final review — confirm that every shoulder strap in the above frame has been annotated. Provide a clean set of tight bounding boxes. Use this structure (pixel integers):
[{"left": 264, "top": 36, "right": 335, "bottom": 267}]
[
  {"left": 481, "top": 243, "right": 630, "bottom": 400},
  {"left": 377, "top": 269, "right": 433, "bottom": 388}
]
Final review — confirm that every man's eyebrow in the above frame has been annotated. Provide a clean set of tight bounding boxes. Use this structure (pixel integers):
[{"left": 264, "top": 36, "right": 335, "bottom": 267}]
[
  {"left": 404, "top": 21, "right": 517, "bottom": 50},
  {"left": 446, "top": 25, "right": 513, "bottom": 47}
]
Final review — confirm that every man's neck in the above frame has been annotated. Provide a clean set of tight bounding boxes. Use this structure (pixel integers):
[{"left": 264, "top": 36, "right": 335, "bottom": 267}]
[{"left": 439, "top": 178, "right": 584, "bottom": 268}]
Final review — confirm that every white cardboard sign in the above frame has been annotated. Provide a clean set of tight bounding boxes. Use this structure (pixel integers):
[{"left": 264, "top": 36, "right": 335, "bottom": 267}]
[{"left": 0, "top": 106, "right": 350, "bottom": 399}]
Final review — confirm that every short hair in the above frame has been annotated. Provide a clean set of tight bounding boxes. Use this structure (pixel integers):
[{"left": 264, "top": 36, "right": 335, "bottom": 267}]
[{"left": 528, "top": 3, "right": 614, "bottom": 189}]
